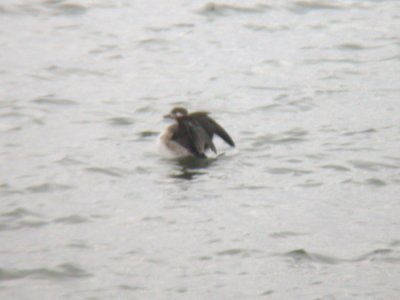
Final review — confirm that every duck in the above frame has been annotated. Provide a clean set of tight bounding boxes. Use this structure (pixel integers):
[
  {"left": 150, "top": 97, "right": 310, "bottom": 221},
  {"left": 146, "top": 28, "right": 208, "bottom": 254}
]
[{"left": 157, "top": 107, "right": 235, "bottom": 158}]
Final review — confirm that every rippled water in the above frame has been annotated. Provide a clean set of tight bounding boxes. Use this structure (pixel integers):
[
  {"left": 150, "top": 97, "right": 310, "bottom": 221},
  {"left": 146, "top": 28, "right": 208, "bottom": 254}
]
[{"left": 1, "top": 0, "right": 400, "bottom": 299}]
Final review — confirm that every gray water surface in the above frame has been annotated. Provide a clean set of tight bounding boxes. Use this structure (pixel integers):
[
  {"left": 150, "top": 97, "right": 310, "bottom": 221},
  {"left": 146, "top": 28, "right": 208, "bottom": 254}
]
[{"left": 1, "top": 0, "right": 400, "bottom": 299}]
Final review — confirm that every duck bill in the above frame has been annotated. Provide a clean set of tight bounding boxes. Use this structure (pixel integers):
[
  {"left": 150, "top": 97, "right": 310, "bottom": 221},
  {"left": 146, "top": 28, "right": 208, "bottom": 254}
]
[{"left": 163, "top": 113, "right": 174, "bottom": 119}]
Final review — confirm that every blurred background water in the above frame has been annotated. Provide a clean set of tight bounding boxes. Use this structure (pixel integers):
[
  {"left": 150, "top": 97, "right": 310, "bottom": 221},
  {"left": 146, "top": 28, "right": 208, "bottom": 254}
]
[{"left": 1, "top": 0, "right": 400, "bottom": 299}]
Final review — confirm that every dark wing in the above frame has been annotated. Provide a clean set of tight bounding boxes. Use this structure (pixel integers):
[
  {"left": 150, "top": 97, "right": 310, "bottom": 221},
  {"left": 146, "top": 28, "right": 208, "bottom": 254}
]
[
  {"left": 172, "top": 117, "right": 216, "bottom": 158},
  {"left": 189, "top": 112, "right": 235, "bottom": 147}
]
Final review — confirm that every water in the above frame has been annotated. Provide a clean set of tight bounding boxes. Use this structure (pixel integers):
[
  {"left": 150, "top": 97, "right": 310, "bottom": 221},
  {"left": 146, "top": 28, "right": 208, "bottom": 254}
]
[{"left": 1, "top": 0, "right": 400, "bottom": 299}]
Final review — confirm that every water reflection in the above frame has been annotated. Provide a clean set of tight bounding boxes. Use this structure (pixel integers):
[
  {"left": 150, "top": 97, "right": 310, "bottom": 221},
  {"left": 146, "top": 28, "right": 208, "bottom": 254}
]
[{"left": 170, "top": 156, "right": 217, "bottom": 180}]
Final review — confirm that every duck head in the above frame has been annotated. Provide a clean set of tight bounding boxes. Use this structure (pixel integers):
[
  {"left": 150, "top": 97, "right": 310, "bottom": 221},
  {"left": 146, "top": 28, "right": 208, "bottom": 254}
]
[{"left": 164, "top": 107, "right": 189, "bottom": 120}]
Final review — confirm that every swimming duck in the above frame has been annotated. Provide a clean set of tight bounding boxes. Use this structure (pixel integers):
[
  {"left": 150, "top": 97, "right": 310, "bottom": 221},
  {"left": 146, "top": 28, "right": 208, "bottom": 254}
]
[{"left": 158, "top": 107, "right": 235, "bottom": 158}]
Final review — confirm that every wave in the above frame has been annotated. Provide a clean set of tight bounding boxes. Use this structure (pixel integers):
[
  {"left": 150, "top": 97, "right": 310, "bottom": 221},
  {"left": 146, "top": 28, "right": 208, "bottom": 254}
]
[
  {"left": 280, "top": 248, "right": 400, "bottom": 264},
  {"left": 0, "top": 264, "right": 91, "bottom": 281},
  {"left": 198, "top": 2, "right": 272, "bottom": 17}
]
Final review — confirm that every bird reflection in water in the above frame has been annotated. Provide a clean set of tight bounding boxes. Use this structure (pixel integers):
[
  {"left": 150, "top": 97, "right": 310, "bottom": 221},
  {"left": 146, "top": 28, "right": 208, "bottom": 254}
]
[{"left": 170, "top": 155, "right": 220, "bottom": 180}]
